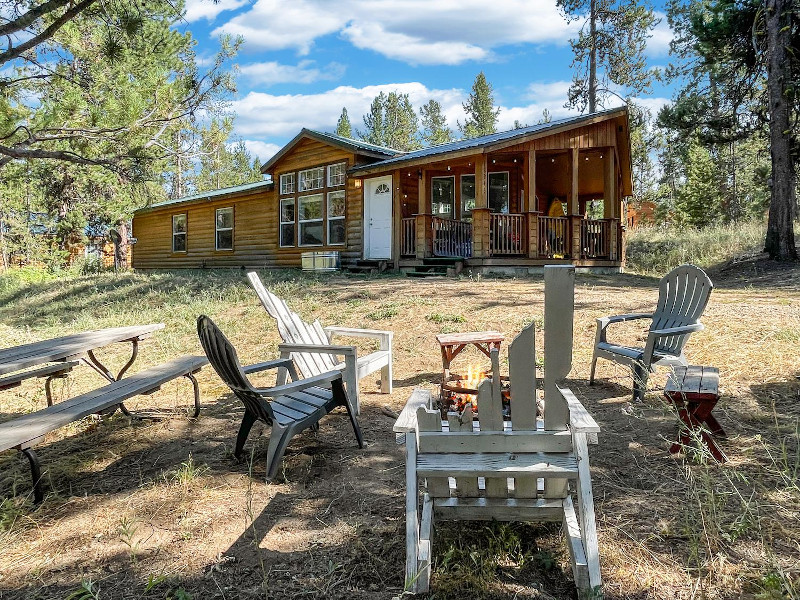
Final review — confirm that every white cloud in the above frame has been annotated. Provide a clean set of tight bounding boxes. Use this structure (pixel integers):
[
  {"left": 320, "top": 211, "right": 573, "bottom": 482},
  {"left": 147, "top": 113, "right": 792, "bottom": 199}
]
[
  {"left": 239, "top": 60, "right": 345, "bottom": 85},
  {"left": 341, "top": 22, "right": 488, "bottom": 65},
  {"left": 229, "top": 82, "right": 466, "bottom": 139},
  {"left": 212, "top": 0, "right": 345, "bottom": 55},
  {"left": 647, "top": 12, "right": 674, "bottom": 58},
  {"left": 524, "top": 80, "right": 572, "bottom": 103},
  {"left": 632, "top": 96, "right": 671, "bottom": 118},
  {"left": 213, "top": 0, "right": 578, "bottom": 65},
  {"left": 241, "top": 140, "right": 282, "bottom": 162},
  {"left": 185, "top": 0, "right": 248, "bottom": 22}
]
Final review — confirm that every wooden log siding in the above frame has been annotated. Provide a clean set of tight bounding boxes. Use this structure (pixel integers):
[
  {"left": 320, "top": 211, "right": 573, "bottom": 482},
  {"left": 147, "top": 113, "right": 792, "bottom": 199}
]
[
  {"left": 490, "top": 213, "right": 526, "bottom": 256},
  {"left": 133, "top": 139, "right": 371, "bottom": 269}
]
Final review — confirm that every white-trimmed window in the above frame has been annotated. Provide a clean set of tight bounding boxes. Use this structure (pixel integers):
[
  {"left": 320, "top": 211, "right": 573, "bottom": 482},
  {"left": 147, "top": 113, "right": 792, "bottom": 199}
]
[
  {"left": 298, "top": 167, "right": 324, "bottom": 192},
  {"left": 431, "top": 176, "right": 455, "bottom": 218},
  {"left": 327, "top": 162, "right": 346, "bottom": 187},
  {"left": 280, "top": 173, "right": 295, "bottom": 195},
  {"left": 172, "top": 214, "right": 187, "bottom": 252},
  {"left": 215, "top": 207, "right": 233, "bottom": 250},
  {"left": 298, "top": 194, "right": 323, "bottom": 246},
  {"left": 280, "top": 198, "right": 295, "bottom": 247},
  {"left": 327, "top": 191, "right": 346, "bottom": 245}
]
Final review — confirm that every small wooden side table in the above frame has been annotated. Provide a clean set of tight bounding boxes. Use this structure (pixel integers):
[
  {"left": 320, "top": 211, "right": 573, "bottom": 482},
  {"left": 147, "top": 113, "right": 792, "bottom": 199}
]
[
  {"left": 436, "top": 331, "right": 504, "bottom": 386},
  {"left": 664, "top": 365, "right": 726, "bottom": 462}
]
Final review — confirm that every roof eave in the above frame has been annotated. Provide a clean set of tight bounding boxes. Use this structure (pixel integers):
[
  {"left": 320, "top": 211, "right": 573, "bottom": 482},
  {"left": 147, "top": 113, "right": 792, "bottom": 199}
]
[{"left": 133, "top": 182, "right": 274, "bottom": 216}]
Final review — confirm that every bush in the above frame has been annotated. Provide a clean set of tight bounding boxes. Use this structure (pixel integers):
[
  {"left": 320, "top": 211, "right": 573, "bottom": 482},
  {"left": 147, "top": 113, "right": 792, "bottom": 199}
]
[{"left": 625, "top": 220, "right": 766, "bottom": 275}]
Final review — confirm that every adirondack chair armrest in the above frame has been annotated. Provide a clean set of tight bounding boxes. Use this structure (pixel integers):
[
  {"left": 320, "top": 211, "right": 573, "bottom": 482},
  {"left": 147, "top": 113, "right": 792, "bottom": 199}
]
[
  {"left": 393, "top": 388, "right": 432, "bottom": 433},
  {"left": 641, "top": 323, "right": 704, "bottom": 365},
  {"left": 558, "top": 385, "right": 601, "bottom": 435},
  {"left": 596, "top": 313, "right": 653, "bottom": 343},
  {"left": 242, "top": 358, "right": 294, "bottom": 374},
  {"left": 324, "top": 326, "right": 393, "bottom": 350},
  {"left": 254, "top": 370, "right": 343, "bottom": 396}
]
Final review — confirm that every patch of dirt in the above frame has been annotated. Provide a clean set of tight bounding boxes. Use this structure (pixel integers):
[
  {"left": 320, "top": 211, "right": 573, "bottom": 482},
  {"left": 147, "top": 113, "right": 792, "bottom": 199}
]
[{"left": 1, "top": 264, "right": 799, "bottom": 599}]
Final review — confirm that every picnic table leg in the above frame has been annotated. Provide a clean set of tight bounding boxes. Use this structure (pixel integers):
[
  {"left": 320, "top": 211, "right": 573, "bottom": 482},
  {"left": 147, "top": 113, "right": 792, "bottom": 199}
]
[
  {"left": 84, "top": 341, "right": 141, "bottom": 415},
  {"left": 184, "top": 371, "right": 202, "bottom": 418},
  {"left": 21, "top": 448, "right": 44, "bottom": 505}
]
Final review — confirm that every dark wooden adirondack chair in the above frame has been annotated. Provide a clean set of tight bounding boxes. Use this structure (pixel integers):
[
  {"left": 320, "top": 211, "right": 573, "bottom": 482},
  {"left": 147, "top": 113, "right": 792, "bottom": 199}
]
[
  {"left": 197, "top": 315, "right": 363, "bottom": 480},
  {"left": 589, "top": 264, "right": 714, "bottom": 400}
]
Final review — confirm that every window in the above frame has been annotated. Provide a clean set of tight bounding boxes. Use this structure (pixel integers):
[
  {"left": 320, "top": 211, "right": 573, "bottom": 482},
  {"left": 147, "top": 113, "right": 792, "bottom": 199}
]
[
  {"left": 328, "top": 191, "right": 346, "bottom": 245},
  {"left": 431, "top": 176, "right": 455, "bottom": 218},
  {"left": 172, "top": 214, "right": 187, "bottom": 252},
  {"left": 215, "top": 207, "right": 233, "bottom": 250},
  {"left": 489, "top": 172, "right": 509, "bottom": 213},
  {"left": 328, "top": 163, "right": 346, "bottom": 187},
  {"left": 299, "top": 167, "right": 324, "bottom": 192},
  {"left": 280, "top": 198, "right": 295, "bottom": 247},
  {"left": 461, "top": 175, "right": 475, "bottom": 220},
  {"left": 299, "top": 194, "right": 323, "bottom": 246},
  {"left": 280, "top": 173, "right": 295, "bottom": 195}
]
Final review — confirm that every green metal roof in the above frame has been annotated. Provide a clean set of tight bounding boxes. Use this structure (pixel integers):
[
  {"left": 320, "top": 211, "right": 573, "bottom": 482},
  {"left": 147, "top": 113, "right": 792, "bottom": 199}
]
[{"left": 134, "top": 179, "right": 273, "bottom": 214}]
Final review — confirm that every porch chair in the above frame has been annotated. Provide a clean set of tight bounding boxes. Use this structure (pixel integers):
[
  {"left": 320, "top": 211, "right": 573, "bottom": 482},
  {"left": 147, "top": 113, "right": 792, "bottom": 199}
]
[
  {"left": 197, "top": 315, "right": 363, "bottom": 480},
  {"left": 246, "top": 271, "right": 393, "bottom": 415},
  {"left": 394, "top": 266, "right": 601, "bottom": 594},
  {"left": 589, "top": 264, "right": 714, "bottom": 401}
]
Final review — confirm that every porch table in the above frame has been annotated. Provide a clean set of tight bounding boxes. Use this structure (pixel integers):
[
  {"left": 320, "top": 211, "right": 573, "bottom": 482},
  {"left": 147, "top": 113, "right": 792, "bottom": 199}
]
[{"left": 0, "top": 324, "right": 165, "bottom": 409}]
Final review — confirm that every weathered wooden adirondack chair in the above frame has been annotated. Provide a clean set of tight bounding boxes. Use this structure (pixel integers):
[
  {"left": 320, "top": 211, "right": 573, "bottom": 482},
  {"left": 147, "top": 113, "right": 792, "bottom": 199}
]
[
  {"left": 197, "top": 315, "right": 363, "bottom": 480},
  {"left": 394, "top": 266, "right": 601, "bottom": 594},
  {"left": 589, "top": 264, "right": 714, "bottom": 401},
  {"left": 247, "top": 271, "right": 392, "bottom": 415}
]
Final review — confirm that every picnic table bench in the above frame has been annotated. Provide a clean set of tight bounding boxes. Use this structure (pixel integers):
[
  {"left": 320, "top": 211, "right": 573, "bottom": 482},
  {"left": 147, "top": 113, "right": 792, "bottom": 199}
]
[
  {"left": 0, "top": 355, "right": 207, "bottom": 504},
  {"left": 0, "top": 361, "right": 80, "bottom": 406}
]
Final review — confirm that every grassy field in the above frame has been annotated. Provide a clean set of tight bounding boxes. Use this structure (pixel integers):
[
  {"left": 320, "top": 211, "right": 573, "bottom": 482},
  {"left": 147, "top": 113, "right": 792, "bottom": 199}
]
[{"left": 0, "top": 254, "right": 798, "bottom": 599}]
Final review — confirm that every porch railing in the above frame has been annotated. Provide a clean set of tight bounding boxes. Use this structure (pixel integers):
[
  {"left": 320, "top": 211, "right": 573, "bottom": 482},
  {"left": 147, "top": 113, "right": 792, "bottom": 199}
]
[
  {"left": 432, "top": 217, "right": 472, "bottom": 258},
  {"left": 580, "top": 219, "right": 610, "bottom": 259},
  {"left": 490, "top": 213, "right": 526, "bottom": 256},
  {"left": 401, "top": 217, "right": 416, "bottom": 257},
  {"left": 538, "top": 216, "right": 569, "bottom": 258}
]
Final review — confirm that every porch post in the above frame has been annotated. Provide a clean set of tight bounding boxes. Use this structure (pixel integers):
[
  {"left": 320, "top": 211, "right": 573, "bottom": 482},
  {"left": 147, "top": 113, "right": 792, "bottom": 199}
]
[
  {"left": 472, "top": 154, "right": 490, "bottom": 258},
  {"left": 603, "top": 150, "right": 615, "bottom": 218},
  {"left": 392, "top": 169, "right": 401, "bottom": 269},
  {"left": 416, "top": 169, "right": 431, "bottom": 259},
  {"left": 569, "top": 148, "right": 581, "bottom": 260},
  {"left": 527, "top": 148, "right": 539, "bottom": 259}
]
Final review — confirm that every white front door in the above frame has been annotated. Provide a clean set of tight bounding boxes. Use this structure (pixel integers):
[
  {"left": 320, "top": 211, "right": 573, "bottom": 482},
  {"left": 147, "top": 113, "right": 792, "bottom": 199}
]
[{"left": 365, "top": 176, "right": 392, "bottom": 259}]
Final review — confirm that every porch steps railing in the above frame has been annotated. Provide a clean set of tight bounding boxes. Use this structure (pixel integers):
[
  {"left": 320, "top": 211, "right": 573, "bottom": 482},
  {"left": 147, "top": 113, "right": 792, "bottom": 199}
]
[
  {"left": 432, "top": 217, "right": 472, "bottom": 258},
  {"left": 580, "top": 219, "right": 610, "bottom": 259},
  {"left": 401, "top": 217, "right": 416, "bottom": 257},
  {"left": 490, "top": 213, "right": 526, "bottom": 256},
  {"left": 538, "top": 216, "right": 569, "bottom": 258}
]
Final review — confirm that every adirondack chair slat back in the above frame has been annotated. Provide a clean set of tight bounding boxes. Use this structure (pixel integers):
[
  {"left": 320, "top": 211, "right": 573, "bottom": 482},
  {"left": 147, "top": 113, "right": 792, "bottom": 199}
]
[
  {"left": 650, "top": 265, "right": 713, "bottom": 356},
  {"left": 509, "top": 324, "right": 539, "bottom": 498},
  {"left": 246, "top": 272, "right": 341, "bottom": 377},
  {"left": 197, "top": 315, "right": 274, "bottom": 424}
]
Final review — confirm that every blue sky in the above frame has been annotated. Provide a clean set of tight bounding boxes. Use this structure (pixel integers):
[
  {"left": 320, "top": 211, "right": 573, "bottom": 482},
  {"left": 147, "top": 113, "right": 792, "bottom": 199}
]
[{"left": 180, "top": 0, "right": 676, "bottom": 163}]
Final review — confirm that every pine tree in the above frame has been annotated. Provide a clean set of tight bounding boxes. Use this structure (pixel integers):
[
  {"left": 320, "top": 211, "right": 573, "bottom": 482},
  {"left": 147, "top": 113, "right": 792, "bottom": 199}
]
[
  {"left": 359, "top": 91, "right": 420, "bottom": 151},
  {"left": 675, "top": 137, "right": 724, "bottom": 227},
  {"left": 557, "top": 0, "right": 657, "bottom": 113},
  {"left": 419, "top": 100, "right": 453, "bottom": 146},
  {"left": 458, "top": 72, "right": 500, "bottom": 139},
  {"left": 335, "top": 108, "right": 352, "bottom": 138}
]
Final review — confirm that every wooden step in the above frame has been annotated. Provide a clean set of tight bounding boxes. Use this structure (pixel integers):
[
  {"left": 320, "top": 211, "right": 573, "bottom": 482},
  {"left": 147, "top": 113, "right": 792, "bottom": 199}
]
[
  {"left": 416, "top": 452, "right": 578, "bottom": 478},
  {"left": 406, "top": 271, "right": 446, "bottom": 278}
]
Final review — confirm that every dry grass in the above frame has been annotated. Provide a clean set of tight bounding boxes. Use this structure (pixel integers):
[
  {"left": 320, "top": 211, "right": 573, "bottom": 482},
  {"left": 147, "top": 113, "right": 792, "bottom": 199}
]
[{"left": 0, "top": 255, "right": 798, "bottom": 599}]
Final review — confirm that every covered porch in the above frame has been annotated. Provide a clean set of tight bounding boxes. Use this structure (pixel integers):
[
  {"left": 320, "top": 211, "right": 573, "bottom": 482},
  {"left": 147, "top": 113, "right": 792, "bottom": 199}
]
[{"left": 395, "top": 146, "right": 623, "bottom": 267}]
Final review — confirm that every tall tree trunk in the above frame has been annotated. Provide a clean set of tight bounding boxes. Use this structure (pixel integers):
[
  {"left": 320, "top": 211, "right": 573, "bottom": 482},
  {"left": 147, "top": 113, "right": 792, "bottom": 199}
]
[
  {"left": 589, "top": 0, "right": 597, "bottom": 113},
  {"left": 113, "top": 219, "right": 128, "bottom": 270},
  {"left": 764, "top": 0, "right": 797, "bottom": 260}
]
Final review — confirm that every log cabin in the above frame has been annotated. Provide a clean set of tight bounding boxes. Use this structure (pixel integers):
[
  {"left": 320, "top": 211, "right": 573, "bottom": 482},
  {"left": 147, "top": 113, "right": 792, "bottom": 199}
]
[{"left": 132, "top": 106, "right": 632, "bottom": 274}]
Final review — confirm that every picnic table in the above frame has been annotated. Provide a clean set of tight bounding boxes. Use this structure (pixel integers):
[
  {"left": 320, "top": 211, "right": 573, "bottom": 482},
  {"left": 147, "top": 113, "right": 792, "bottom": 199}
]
[{"left": 0, "top": 324, "right": 165, "bottom": 410}]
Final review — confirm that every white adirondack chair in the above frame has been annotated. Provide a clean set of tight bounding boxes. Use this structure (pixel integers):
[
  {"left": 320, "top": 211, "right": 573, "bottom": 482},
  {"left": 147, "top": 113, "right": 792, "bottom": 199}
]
[
  {"left": 589, "top": 264, "right": 714, "bottom": 401},
  {"left": 394, "top": 266, "right": 602, "bottom": 594},
  {"left": 247, "top": 271, "right": 393, "bottom": 415}
]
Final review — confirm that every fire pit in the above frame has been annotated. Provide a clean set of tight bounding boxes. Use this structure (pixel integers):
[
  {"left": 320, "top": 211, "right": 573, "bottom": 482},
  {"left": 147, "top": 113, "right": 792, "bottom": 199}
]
[{"left": 439, "top": 365, "right": 511, "bottom": 418}]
